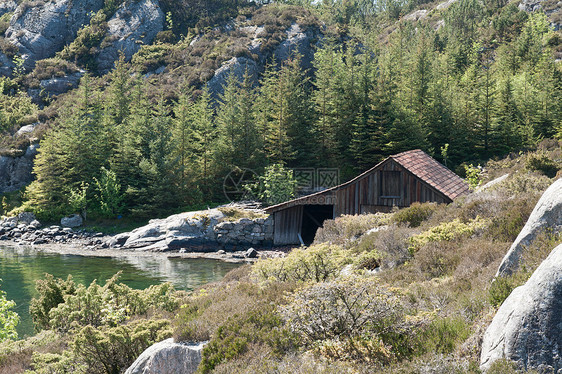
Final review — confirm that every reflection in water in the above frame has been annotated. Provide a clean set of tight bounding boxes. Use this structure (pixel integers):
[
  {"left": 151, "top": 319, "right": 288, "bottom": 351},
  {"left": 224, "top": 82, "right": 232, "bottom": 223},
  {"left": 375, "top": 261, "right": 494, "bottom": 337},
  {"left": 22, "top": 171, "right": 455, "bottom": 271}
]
[{"left": 0, "top": 245, "right": 241, "bottom": 338}]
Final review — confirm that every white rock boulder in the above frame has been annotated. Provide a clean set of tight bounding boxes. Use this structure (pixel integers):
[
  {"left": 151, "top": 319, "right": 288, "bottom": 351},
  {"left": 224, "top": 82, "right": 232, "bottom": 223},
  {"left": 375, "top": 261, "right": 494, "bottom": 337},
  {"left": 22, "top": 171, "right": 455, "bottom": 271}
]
[
  {"left": 496, "top": 177, "right": 562, "bottom": 277},
  {"left": 481, "top": 243, "right": 562, "bottom": 372},
  {"left": 125, "top": 338, "right": 205, "bottom": 374}
]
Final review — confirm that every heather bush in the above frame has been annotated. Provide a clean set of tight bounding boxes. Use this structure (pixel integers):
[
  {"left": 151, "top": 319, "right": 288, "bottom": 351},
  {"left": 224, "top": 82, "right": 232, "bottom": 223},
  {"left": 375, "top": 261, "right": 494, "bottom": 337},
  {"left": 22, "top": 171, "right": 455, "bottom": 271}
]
[
  {"left": 409, "top": 217, "right": 490, "bottom": 253},
  {"left": 174, "top": 280, "right": 295, "bottom": 342},
  {"left": 488, "top": 272, "right": 530, "bottom": 307},
  {"left": 525, "top": 152, "right": 559, "bottom": 177},
  {"left": 281, "top": 277, "right": 425, "bottom": 363},
  {"left": 213, "top": 348, "right": 371, "bottom": 374},
  {"left": 252, "top": 244, "right": 352, "bottom": 282},
  {"left": 315, "top": 213, "right": 390, "bottom": 245},
  {"left": 198, "top": 306, "right": 295, "bottom": 373},
  {"left": 392, "top": 202, "right": 439, "bottom": 228}
]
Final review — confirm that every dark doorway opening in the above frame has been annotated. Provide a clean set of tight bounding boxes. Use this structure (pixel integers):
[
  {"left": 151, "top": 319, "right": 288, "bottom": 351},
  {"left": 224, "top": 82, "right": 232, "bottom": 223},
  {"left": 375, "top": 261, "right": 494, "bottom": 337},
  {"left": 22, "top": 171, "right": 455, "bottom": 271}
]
[{"left": 301, "top": 205, "right": 334, "bottom": 245}]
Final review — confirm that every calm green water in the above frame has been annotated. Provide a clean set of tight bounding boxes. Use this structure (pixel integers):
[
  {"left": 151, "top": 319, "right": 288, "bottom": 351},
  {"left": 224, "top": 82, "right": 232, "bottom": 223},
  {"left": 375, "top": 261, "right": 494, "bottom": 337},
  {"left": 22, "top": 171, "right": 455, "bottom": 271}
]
[{"left": 0, "top": 245, "right": 241, "bottom": 338}]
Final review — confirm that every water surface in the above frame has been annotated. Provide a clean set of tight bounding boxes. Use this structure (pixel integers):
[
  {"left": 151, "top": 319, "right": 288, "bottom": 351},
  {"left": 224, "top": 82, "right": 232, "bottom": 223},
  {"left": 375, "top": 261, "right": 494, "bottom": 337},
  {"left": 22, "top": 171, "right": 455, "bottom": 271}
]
[{"left": 0, "top": 245, "right": 241, "bottom": 338}]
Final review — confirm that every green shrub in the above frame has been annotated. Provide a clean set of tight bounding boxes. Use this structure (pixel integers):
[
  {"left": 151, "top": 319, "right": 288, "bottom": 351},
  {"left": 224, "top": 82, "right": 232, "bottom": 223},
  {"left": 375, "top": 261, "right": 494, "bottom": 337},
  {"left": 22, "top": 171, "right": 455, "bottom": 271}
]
[
  {"left": 0, "top": 282, "right": 18, "bottom": 342},
  {"left": 73, "top": 319, "right": 172, "bottom": 374},
  {"left": 198, "top": 306, "right": 295, "bottom": 373},
  {"left": 392, "top": 203, "right": 439, "bottom": 228},
  {"left": 415, "top": 316, "right": 471, "bottom": 354},
  {"left": 464, "top": 164, "right": 482, "bottom": 189},
  {"left": 281, "top": 277, "right": 424, "bottom": 363},
  {"left": 31, "top": 273, "right": 179, "bottom": 332},
  {"left": 488, "top": 272, "right": 530, "bottom": 307},
  {"left": 409, "top": 217, "right": 490, "bottom": 253},
  {"left": 29, "top": 274, "right": 77, "bottom": 331},
  {"left": 315, "top": 213, "right": 391, "bottom": 245},
  {"left": 525, "top": 153, "right": 559, "bottom": 178},
  {"left": 28, "top": 351, "right": 86, "bottom": 374},
  {"left": 252, "top": 244, "right": 351, "bottom": 283}
]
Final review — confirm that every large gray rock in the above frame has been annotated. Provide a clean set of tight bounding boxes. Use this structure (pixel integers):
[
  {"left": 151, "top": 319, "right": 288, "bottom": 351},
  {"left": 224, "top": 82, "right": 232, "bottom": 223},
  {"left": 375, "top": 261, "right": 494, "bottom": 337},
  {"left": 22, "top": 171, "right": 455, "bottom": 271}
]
[
  {"left": 0, "top": 144, "right": 38, "bottom": 194},
  {"left": 125, "top": 338, "right": 205, "bottom": 374},
  {"left": 121, "top": 209, "right": 225, "bottom": 251},
  {"left": 0, "top": 52, "right": 14, "bottom": 77},
  {"left": 480, "top": 243, "right": 562, "bottom": 372},
  {"left": 96, "top": 0, "right": 164, "bottom": 73},
  {"left": 61, "top": 214, "right": 83, "bottom": 228},
  {"left": 5, "top": 0, "right": 104, "bottom": 69},
  {"left": 207, "top": 56, "right": 258, "bottom": 99},
  {"left": 496, "top": 178, "right": 562, "bottom": 277}
]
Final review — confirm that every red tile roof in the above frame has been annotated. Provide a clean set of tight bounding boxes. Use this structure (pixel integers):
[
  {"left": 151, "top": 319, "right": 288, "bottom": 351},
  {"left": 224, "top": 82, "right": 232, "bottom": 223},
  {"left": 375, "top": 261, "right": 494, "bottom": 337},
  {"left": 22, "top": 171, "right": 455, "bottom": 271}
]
[{"left": 391, "top": 149, "right": 469, "bottom": 200}]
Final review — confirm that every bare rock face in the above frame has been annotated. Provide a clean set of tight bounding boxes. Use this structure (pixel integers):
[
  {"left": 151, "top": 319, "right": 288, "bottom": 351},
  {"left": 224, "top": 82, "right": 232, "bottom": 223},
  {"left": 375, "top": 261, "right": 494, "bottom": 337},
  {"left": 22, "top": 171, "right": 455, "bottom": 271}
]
[
  {"left": 4, "top": 0, "right": 104, "bottom": 69},
  {"left": 207, "top": 56, "right": 259, "bottom": 99},
  {"left": 496, "top": 178, "right": 562, "bottom": 277},
  {"left": 0, "top": 144, "right": 38, "bottom": 194},
  {"left": 96, "top": 0, "right": 164, "bottom": 73},
  {"left": 480, "top": 243, "right": 562, "bottom": 372},
  {"left": 125, "top": 339, "right": 205, "bottom": 374},
  {"left": 519, "top": 0, "right": 562, "bottom": 30},
  {"left": 274, "top": 23, "right": 319, "bottom": 71},
  {"left": 0, "top": 0, "right": 16, "bottom": 17}
]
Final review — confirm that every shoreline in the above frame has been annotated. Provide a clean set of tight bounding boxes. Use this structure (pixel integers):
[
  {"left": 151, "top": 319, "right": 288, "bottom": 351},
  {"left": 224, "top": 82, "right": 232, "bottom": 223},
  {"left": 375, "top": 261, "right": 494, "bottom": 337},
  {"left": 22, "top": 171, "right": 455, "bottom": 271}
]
[{"left": 0, "top": 240, "right": 287, "bottom": 264}]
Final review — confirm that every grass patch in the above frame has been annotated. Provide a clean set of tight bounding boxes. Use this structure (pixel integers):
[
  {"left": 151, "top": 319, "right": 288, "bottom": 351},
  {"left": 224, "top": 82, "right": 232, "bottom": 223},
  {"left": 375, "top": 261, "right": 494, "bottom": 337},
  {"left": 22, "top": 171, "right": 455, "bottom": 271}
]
[{"left": 217, "top": 207, "right": 268, "bottom": 222}]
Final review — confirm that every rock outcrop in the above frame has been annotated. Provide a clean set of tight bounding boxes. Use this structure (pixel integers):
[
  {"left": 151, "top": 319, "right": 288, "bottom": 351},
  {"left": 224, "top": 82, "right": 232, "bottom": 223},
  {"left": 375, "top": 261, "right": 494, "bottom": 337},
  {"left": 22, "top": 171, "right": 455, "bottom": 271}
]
[
  {"left": 107, "top": 207, "right": 273, "bottom": 252},
  {"left": 61, "top": 214, "right": 83, "bottom": 228},
  {"left": 4, "top": 0, "right": 105, "bottom": 69},
  {"left": 480, "top": 243, "right": 562, "bottom": 372},
  {"left": 125, "top": 339, "right": 205, "bottom": 374},
  {"left": 519, "top": 0, "right": 562, "bottom": 30},
  {"left": 496, "top": 178, "right": 562, "bottom": 277},
  {"left": 274, "top": 23, "right": 319, "bottom": 71},
  {"left": 207, "top": 56, "right": 258, "bottom": 99},
  {"left": 96, "top": 0, "right": 164, "bottom": 73},
  {"left": 0, "top": 0, "right": 16, "bottom": 17},
  {"left": 0, "top": 216, "right": 105, "bottom": 247},
  {"left": 0, "top": 144, "right": 38, "bottom": 194}
]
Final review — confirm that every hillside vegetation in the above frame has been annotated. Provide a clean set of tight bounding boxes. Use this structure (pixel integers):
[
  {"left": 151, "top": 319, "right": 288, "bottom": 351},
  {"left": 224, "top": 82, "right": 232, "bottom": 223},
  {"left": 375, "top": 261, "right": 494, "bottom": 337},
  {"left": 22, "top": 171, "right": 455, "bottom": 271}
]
[
  {"left": 0, "top": 0, "right": 560, "bottom": 220},
  {"left": 0, "top": 146, "right": 559, "bottom": 373}
]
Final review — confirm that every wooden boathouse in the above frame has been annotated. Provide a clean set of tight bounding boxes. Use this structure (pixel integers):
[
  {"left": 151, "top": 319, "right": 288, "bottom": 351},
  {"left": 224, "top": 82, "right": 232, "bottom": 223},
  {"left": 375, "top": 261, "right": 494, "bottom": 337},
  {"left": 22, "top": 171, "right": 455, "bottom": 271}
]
[{"left": 265, "top": 149, "right": 470, "bottom": 245}]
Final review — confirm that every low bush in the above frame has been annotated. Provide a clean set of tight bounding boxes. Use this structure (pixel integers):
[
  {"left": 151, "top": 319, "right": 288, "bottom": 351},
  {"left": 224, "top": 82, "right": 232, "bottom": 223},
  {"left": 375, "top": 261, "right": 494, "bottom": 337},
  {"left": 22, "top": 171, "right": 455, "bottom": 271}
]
[
  {"left": 315, "top": 213, "right": 390, "bottom": 245},
  {"left": 173, "top": 280, "right": 295, "bottom": 342},
  {"left": 409, "top": 217, "right": 490, "bottom": 253},
  {"left": 73, "top": 319, "right": 172, "bottom": 374},
  {"left": 488, "top": 272, "right": 530, "bottom": 307},
  {"left": 525, "top": 153, "right": 559, "bottom": 178},
  {"left": 392, "top": 202, "right": 439, "bottom": 228},
  {"left": 198, "top": 306, "right": 295, "bottom": 373},
  {"left": 217, "top": 206, "right": 268, "bottom": 222},
  {"left": 30, "top": 273, "right": 179, "bottom": 332},
  {"left": 252, "top": 244, "right": 351, "bottom": 283},
  {"left": 281, "top": 277, "right": 424, "bottom": 363},
  {"left": 415, "top": 316, "right": 471, "bottom": 354}
]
